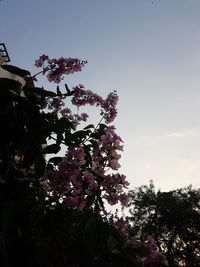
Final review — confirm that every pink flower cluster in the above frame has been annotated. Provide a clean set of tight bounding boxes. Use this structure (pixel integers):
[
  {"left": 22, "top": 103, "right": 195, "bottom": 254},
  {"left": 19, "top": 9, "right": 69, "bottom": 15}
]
[
  {"left": 35, "top": 55, "right": 87, "bottom": 83},
  {"left": 92, "top": 128, "right": 124, "bottom": 172},
  {"left": 46, "top": 96, "right": 65, "bottom": 112},
  {"left": 101, "top": 91, "right": 119, "bottom": 123},
  {"left": 43, "top": 127, "right": 130, "bottom": 210},
  {"left": 111, "top": 216, "right": 168, "bottom": 266},
  {"left": 113, "top": 217, "right": 130, "bottom": 239},
  {"left": 61, "top": 108, "right": 89, "bottom": 130},
  {"left": 102, "top": 174, "right": 129, "bottom": 205},
  {"left": 43, "top": 145, "right": 89, "bottom": 211},
  {"left": 44, "top": 97, "right": 89, "bottom": 130},
  {"left": 71, "top": 85, "right": 119, "bottom": 123},
  {"left": 90, "top": 127, "right": 129, "bottom": 205},
  {"left": 37, "top": 53, "right": 129, "bottom": 213},
  {"left": 71, "top": 84, "right": 103, "bottom": 107}
]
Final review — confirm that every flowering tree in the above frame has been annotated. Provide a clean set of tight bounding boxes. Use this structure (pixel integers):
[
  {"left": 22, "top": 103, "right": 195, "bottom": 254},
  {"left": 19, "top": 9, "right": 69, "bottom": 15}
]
[{"left": 0, "top": 56, "right": 167, "bottom": 267}]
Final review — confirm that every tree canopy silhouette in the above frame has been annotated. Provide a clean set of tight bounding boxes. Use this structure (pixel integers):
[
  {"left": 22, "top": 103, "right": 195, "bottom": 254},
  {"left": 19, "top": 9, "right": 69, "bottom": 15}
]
[{"left": 124, "top": 181, "right": 200, "bottom": 266}]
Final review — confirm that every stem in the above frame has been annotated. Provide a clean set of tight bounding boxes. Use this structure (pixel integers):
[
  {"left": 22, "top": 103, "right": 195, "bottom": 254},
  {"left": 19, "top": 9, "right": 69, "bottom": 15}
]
[
  {"left": 94, "top": 114, "right": 105, "bottom": 132},
  {"left": 32, "top": 70, "right": 44, "bottom": 78},
  {"left": 49, "top": 135, "right": 66, "bottom": 145},
  {"left": 21, "top": 70, "right": 44, "bottom": 91},
  {"left": 83, "top": 113, "right": 106, "bottom": 144}
]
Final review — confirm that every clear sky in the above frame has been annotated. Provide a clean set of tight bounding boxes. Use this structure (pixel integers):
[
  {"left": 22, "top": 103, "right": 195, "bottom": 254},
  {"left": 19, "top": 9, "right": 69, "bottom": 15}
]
[{"left": 1, "top": 0, "right": 200, "bottom": 191}]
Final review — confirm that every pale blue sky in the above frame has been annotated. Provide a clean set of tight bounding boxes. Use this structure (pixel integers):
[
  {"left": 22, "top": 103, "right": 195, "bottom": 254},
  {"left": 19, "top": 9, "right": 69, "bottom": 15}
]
[{"left": 1, "top": 0, "right": 200, "bottom": 190}]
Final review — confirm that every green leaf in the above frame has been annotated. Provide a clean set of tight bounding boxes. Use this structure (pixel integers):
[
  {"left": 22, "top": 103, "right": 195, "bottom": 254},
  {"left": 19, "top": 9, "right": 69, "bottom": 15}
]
[
  {"left": 132, "top": 245, "right": 149, "bottom": 257},
  {"left": 86, "top": 194, "right": 96, "bottom": 207},
  {"left": 56, "top": 117, "right": 73, "bottom": 132},
  {"left": 65, "top": 131, "right": 72, "bottom": 145},
  {"left": 65, "top": 83, "right": 70, "bottom": 93},
  {"left": 23, "top": 86, "right": 57, "bottom": 97},
  {"left": 34, "top": 153, "right": 46, "bottom": 176},
  {"left": 99, "top": 123, "right": 107, "bottom": 131},
  {"left": 0, "top": 78, "right": 22, "bottom": 91},
  {"left": 91, "top": 124, "right": 107, "bottom": 140},
  {"left": 42, "top": 144, "right": 61, "bottom": 154},
  {"left": 107, "top": 235, "right": 119, "bottom": 251},
  {"left": 84, "top": 217, "right": 103, "bottom": 258},
  {"left": 56, "top": 132, "right": 63, "bottom": 145},
  {"left": 56, "top": 85, "right": 62, "bottom": 95},
  {"left": 89, "top": 140, "right": 98, "bottom": 148},
  {"left": 72, "top": 130, "right": 91, "bottom": 141},
  {"left": 84, "top": 124, "right": 95, "bottom": 130},
  {"left": 48, "top": 157, "right": 63, "bottom": 165},
  {"left": 23, "top": 149, "right": 37, "bottom": 168},
  {"left": 1, "top": 65, "right": 30, "bottom": 78}
]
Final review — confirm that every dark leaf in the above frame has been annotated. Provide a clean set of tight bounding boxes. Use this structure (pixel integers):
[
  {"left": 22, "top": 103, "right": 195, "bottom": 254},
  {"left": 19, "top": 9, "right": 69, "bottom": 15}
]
[
  {"left": 99, "top": 123, "right": 107, "bottom": 131},
  {"left": 56, "top": 85, "right": 62, "bottom": 95},
  {"left": 84, "top": 124, "right": 95, "bottom": 130},
  {"left": 48, "top": 157, "right": 63, "bottom": 165},
  {"left": 107, "top": 235, "right": 118, "bottom": 251},
  {"left": 34, "top": 153, "right": 46, "bottom": 176},
  {"left": 72, "top": 130, "right": 91, "bottom": 141},
  {"left": 23, "top": 86, "right": 57, "bottom": 97},
  {"left": 42, "top": 144, "right": 61, "bottom": 154},
  {"left": 23, "top": 149, "right": 37, "bottom": 168},
  {"left": 65, "top": 83, "right": 70, "bottom": 93},
  {"left": 89, "top": 140, "right": 98, "bottom": 148},
  {"left": 84, "top": 217, "right": 103, "bottom": 258},
  {"left": 56, "top": 117, "right": 73, "bottom": 132},
  {"left": 1, "top": 65, "right": 30, "bottom": 78},
  {"left": 0, "top": 78, "right": 22, "bottom": 92},
  {"left": 56, "top": 132, "right": 63, "bottom": 145}
]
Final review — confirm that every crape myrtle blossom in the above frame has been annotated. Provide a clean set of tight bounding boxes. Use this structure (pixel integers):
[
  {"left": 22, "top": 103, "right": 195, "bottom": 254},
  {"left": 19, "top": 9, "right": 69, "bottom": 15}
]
[
  {"left": 42, "top": 117, "right": 129, "bottom": 210},
  {"left": 101, "top": 91, "right": 119, "bottom": 123},
  {"left": 110, "top": 215, "right": 168, "bottom": 266},
  {"left": 38, "top": 54, "right": 129, "bottom": 212},
  {"left": 44, "top": 97, "right": 89, "bottom": 130},
  {"left": 41, "top": 83, "right": 119, "bottom": 129},
  {"left": 35, "top": 55, "right": 87, "bottom": 83},
  {"left": 60, "top": 109, "right": 89, "bottom": 130},
  {"left": 43, "top": 141, "right": 130, "bottom": 210},
  {"left": 71, "top": 84, "right": 119, "bottom": 124},
  {"left": 44, "top": 88, "right": 118, "bottom": 130},
  {"left": 113, "top": 216, "right": 130, "bottom": 239},
  {"left": 43, "top": 145, "right": 87, "bottom": 211},
  {"left": 47, "top": 96, "right": 65, "bottom": 112},
  {"left": 71, "top": 84, "right": 103, "bottom": 107},
  {"left": 92, "top": 128, "right": 124, "bottom": 172}
]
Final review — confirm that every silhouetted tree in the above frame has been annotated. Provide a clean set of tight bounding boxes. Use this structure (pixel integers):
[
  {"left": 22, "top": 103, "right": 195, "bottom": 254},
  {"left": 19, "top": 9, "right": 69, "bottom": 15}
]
[{"left": 124, "top": 181, "right": 200, "bottom": 266}]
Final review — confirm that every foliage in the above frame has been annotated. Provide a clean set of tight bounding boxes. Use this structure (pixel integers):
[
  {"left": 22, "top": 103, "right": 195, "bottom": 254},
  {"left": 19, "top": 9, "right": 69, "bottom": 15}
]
[
  {"left": 124, "top": 181, "right": 200, "bottom": 266},
  {"left": 0, "top": 57, "right": 167, "bottom": 267}
]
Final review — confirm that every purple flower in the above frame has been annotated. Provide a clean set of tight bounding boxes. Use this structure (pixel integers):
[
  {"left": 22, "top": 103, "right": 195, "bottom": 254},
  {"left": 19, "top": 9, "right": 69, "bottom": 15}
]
[
  {"left": 35, "top": 54, "right": 49, "bottom": 67},
  {"left": 101, "top": 91, "right": 119, "bottom": 123},
  {"left": 81, "top": 112, "right": 89, "bottom": 122},
  {"left": 35, "top": 55, "right": 87, "bottom": 83},
  {"left": 106, "top": 193, "right": 119, "bottom": 205},
  {"left": 71, "top": 85, "right": 103, "bottom": 107},
  {"left": 119, "top": 193, "right": 129, "bottom": 205},
  {"left": 113, "top": 217, "right": 129, "bottom": 238}
]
